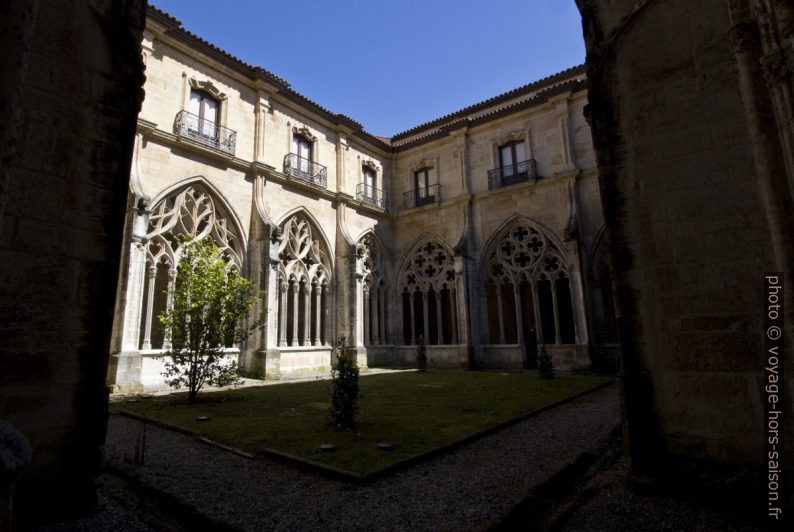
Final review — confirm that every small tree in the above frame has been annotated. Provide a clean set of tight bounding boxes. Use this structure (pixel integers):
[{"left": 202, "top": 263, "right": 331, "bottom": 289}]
[
  {"left": 416, "top": 334, "right": 427, "bottom": 372},
  {"left": 330, "top": 335, "right": 359, "bottom": 429},
  {"left": 160, "top": 237, "right": 263, "bottom": 402},
  {"left": 538, "top": 346, "right": 555, "bottom": 380}
]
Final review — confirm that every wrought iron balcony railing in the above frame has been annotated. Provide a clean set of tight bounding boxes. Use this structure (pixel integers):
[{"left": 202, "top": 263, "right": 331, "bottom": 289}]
[
  {"left": 173, "top": 110, "right": 236, "bottom": 155},
  {"left": 283, "top": 153, "right": 327, "bottom": 188},
  {"left": 356, "top": 183, "right": 387, "bottom": 209},
  {"left": 403, "top": 184, "right": 442, "bottom": 209},
  {"left": 487, "top": 159, "right": 538, "bottom": 190}
]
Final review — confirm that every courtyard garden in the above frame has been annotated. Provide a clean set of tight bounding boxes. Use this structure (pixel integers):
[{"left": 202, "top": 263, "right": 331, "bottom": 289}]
[{"left": 113, "top": 371, "right": 611, "bottom": 477}]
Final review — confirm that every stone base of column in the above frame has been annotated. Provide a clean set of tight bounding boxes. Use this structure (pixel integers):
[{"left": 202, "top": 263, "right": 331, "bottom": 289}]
[
  {"left": 239, "top": 348, "right": 267, "bottom": 379},
  {"left": 264, "top": 349, "right": 282, "bottom": 380},
  {"left": 106, "top": 352, "right": 144, "bottom": 394},
  {"left": 353, "top": 345, "right": 369, "bottom": 370}
]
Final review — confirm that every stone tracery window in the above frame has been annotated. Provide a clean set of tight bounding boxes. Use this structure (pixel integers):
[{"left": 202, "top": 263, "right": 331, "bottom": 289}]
[
  {"left": 482, "top": 222, "right": 576, "bottom": 349},
  {"left": 357, "top": 234, "right": 388, "bottom": 345},
  {"left": 400, "top": 239, "right": 458, "bottom": 345},
  {"left": 139, "top": 184, "right": 243, "bottom": 350},
  {"left": 276, "top": 214, "right": 331, "bottom": 347}
]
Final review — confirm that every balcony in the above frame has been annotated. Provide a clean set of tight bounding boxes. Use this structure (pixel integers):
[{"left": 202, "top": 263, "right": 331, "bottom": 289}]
[
  {"left": 357, "top": 183, "right": 387, "bottom": 209},
  {"left": 487, "top": 159, "right": 538, "bottom": 189},
  {"left": 283, "top": 153, "right": 327, "bottom": 188},
  {"left": 173, "top": 110, "right": 236, "bottom": 155},
  {"left": 403, "top": 184, "right": 442, "bottom": 209}
]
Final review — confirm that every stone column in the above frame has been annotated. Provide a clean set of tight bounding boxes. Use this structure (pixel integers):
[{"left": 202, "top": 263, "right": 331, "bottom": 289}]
[
  {"left": 265, "top": 264, "right": 281, "bottom": 349},
  {"left": 278, "top": 278, "right": 288, "bottom": 347},
  {"left": 435, "top": 290, "right": 443, "bottom": 344},
  {"left": 569, "top": 271, "right": 586, "bottom": 344},
  {"left": 313, "top": 284, "right": 322, "bottom": 346},
  {"left": 551, "top": 280, "right": 561, "bottom": 344},
  {"left": 422, "top": 290, "right": 429, "bottom": 344},
  {"left": 120, "top": 241, "right": 147, "bottom": 351},
  {"left": 161, "top": 268, "right": 176, "bottom": 350},
  {"left": 409, "top": 290, "right": 416, "bottom": 344},
  {"left": 513, "top": 282, "right": 524, "bottom": 347},
  {"left": 449, "top": 288, "right": 458, "bottom": 344},
  {"left": 532, "top": 281, "right": 543, "bottom": 344},
  {"left": 141, "top": 265, "right": 156, "bottom": 350},
  {"left": 378, "top": 289, "right": 386, "bottom": 344},
  {"left": 363, "top": 288, "right": 370, "bottom": 346},
  {"left": 354, "top": 274, "right": 364, "bottom": 347},
  {"left": 496, "top": 284, "right": 506, "bottom": 344},
  {"left": 323, "top": 285, "right": 331, "bottom": 345},
  {"left": 453, "top": 256, "right": 469, "bottom": 347},
  {"left": 302, "top": 281, "right": 310, "bottom": 346},
  {"left": 371, "top": 289, "right": 380, "bottom": 345},
  {"left": 290, "top": 280, "right": 299, "bottom": 346}
]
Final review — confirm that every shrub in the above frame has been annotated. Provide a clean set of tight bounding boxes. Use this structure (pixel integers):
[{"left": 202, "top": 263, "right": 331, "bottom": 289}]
[
  {"left": 538, "top": 347, "right": 555, "bottom": 379},
  {"left": 330, "top": 335, "right": 360, "bottom": 429},
  {"left": 159, "top": 237, "right": 263, "bottom": 402},
  {"left": 416, "top": 334, "right": 427, "bottom": 372}
]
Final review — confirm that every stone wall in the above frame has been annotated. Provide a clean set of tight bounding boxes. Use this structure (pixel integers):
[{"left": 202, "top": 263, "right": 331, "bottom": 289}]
[
  {"left": 576, "top": 0, "right": 793, "bottom": 482},
  {"left": 0, "top": 0, "right": 145, "bottom": 524}
]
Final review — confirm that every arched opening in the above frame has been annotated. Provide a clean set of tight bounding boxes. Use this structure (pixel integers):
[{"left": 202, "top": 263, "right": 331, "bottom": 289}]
[
  {"left": 275, "top": 214, "right": 332, "bottom": 347},
  {"left": 481, "top": 221, "right": 577, "bottom": 351},
  {"left": 399, "top": 239, "right": 459, "bottom": 345},
  {"left": 123, "top": 183, "right": 244, "bottom": 352}
]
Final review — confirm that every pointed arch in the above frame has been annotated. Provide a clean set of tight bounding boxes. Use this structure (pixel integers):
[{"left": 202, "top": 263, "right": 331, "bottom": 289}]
[
  {"left": 133, "top": 178, "right": 246, "bottom": 352},
  {"left": 477, "top": 214, "right": 566, "bottom": 280},
  {"left": 274, "top": 208, "right": 333, "bottom": 347},
  {"left": 356, "top": 230, "right": 392, "bottom": 346},
  {"left": 395, "top": 232, "right": 454, "bottom": 288},
  {"left": 397, "top": 234, "right": 459, "bottom": 346},
  {"left": 479, "top": 215, "right": 575, "bottom": 348},
  {"left": 148, "top": 175, "right": 247, "bottom": 252},
  {"left": 275, "top": 206, "right": 333, "bottom": 266}
]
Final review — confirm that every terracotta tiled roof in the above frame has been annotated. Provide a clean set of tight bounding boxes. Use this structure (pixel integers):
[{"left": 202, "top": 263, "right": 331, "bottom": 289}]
[{"left": 390, "top": 64, "right": 586, "bottom": 146}]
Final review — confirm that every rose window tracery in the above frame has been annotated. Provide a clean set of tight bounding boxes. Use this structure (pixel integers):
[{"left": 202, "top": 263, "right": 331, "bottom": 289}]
[{"left": 482, "top": 221, "right": 576, "bottom": 347}]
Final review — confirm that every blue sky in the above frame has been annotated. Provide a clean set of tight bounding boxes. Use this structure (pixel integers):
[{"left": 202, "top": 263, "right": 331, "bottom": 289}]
[{"left": 151, "top": 1, "right": 585, "bottom": 136}]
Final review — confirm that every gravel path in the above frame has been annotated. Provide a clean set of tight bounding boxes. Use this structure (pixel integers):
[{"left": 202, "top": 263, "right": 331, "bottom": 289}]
[{"left": 103, "top": 383, "right": 619, "bottom": 531}]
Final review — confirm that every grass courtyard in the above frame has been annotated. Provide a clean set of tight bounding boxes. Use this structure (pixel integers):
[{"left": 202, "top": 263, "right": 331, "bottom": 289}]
[{"left": 113, "top": 371, "right": 611, "bottom": 476}]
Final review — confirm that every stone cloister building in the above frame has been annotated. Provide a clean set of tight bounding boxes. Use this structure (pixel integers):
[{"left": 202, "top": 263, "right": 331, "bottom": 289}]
[{"left": 108, "top": 5, "right": 614, "bottom": 391}]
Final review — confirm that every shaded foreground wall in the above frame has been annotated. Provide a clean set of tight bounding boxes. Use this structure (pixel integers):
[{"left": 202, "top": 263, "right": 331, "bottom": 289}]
[
  {"left": 577, "top": 0, "right": 793, "bottom": 480},
  {"left": 0, "top": 0, "right": 145, "bottom": 523}
]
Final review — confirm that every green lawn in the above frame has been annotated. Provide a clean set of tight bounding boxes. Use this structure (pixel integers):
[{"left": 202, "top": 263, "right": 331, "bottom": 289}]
[{"left": 113, "top": 371, "right": 611, "bottom": 476}]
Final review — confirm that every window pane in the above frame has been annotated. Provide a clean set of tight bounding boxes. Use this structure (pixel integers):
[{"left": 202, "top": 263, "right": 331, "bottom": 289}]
[
  {"left": 514, "top": 142, "right": 526, "bottom": 163},
  {"left": 203, "top": 97, "right": 218, "bottom": 124},
  {"left": 500, "top": 145, "right": 513, "bottom": 167},
  {"left": 189, "top": 91, "right": 201, "bottom": 116}
]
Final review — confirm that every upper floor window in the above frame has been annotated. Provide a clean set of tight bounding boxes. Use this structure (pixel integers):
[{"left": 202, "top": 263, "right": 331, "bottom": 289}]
[
  {"left": 363, "top": 166, "right": 376, "bottom": 197},
  {"left": 292, "top": 134, "right": 313, "bottom": 162},
  {"left": 283, "top": 131, "right": 327, "bottom": 187},
  {"left": 487, "top": 140, "right": 537, "bottom": 189},
  {"left": 188, "top": 89, "right": 219, "bottom": 139},
  {"left": 499, "top": 141, "right": 527, "bottom": 177},
  {"left": 357, "top": 164, "right": 386, "bottom": 208},
  {"left": 411, "top": 167, "right": 438, "bottom": 207}
]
